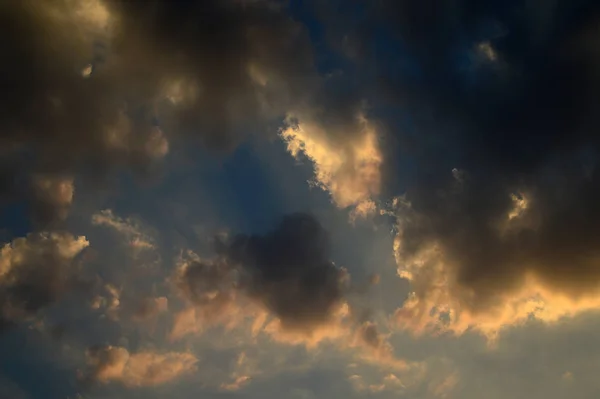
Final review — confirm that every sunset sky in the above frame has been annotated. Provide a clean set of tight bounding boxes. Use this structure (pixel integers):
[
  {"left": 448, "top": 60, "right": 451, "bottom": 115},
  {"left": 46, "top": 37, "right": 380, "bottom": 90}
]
[{"left": 1, "top": 1, "right": 600, "bottom": 398}]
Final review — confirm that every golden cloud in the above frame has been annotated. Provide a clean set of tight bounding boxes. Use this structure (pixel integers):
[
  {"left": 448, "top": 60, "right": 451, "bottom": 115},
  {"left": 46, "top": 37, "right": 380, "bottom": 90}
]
[
  {"left": 0, "top": 232, "right": 89, "bottom": 324},
  {"left": 280, "top": 112, "right": 382, "bottom": 217},
  {"left": 392, "top": 195, "right": 600, "bottom": 340},
  {"left": 86, "top": 345, "right": 197, "bottom": 387}
]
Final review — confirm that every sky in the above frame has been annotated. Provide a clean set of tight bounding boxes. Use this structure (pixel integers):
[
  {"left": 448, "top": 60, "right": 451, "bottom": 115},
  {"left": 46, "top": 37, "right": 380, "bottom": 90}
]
[{"left": 1, "top": 0, "right": 600, "bottom": 398}]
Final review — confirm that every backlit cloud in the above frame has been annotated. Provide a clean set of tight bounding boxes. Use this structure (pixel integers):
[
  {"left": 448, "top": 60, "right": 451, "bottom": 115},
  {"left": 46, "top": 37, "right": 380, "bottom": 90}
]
[
  {"left": 171, "top": 213, "right": 351, "bottom": 343},
  {"left": 281, "top": 112, "right": 382, "bottom": 216},
  {"left": 2, "top": 1, "right": 600, "bottom": 398}
]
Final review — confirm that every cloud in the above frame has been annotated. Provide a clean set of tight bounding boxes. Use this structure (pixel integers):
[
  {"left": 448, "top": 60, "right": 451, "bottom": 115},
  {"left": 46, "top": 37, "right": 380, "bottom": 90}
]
[
  {"left": 7, "top": 2, "right": 600, "bottom": 397},
  {"left": 168, "top": 213, "right": 412, "bottom": 370},
  {"left": 221, "top": 376, "right": 252, "bottom": 391},
  {"left": 348, "top": 372, "right": 409, "bottom": 396},
  {"left": 222, "top": 213, "right": 350, "bottom": 331},
  {"left": 1, "top": 0, "right": 393, "bottom": 228},
  {"left": 91, "top": 209, "right": 156, "bottom": 253},
  {"left": 0, "top": 215, "right": 414, "bottom": 398},
  {"left": 131, "top": 296, "right": 169, "bottom": 322},
  {"left": 169, "top": 253, "right": 254, "bottom": 340},
  {"left": 281, "top": 110, "right": 383, "bottom": 217},
  {"left": 85, "top": 345, "right": 197, "bottom": 387},
  {"left": 0, "top": 232, "right": 89, "bottom": 328},
  {"left": 0, "top": 170, "right": 75, "bottom": 229},
  {"left": 0, "top": 0, "right": 170, "bottom": 164},
  {"left": 421, "top": 313, "right": 600, "bottom": 399},
  {"left": 88, "top": 209, "right": 170, "bottom": 327},
  {"left": 389, "top": 180, "right": 600, "bottom": 337},
  {"left": 309, "top": 1, "right": 600, "bottom": 336},
  {"left": 0, "top": 0, "right": 317, "bottom": 221},
  {"left": 167, "top": 216, "right": 418, "bottom": 391},
  {"left": 30, "top": 175, "right": 75, "bottom": 227},
  {"left": 0, "top": 0, "right": 388, "bottom": 234},
  {"left": 349, "top": 321, "right": 417, "bottom": 373},
  {"left": 0, "top": 375, "right": 29, "bottom": 399},
  {"left": 171, "top": 213, "right": 350, "bottom": 341},
  {"left": 391, "top": 165, "right": 600, "bottom": 337}
]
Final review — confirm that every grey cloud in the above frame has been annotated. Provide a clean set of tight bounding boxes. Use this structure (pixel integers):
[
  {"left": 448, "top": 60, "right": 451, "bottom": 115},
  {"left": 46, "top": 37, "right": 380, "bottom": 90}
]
[
  {"left": 358, "top": 322, "right": 382, "bottom": 350},
  {"left": 1, "top": 0, "right": 381, "bottom": 227},
  {"left": 0, "top": 0, "right": 328, "bottom": 225},
  {"left": 179, "top": 213, "right": 349, "bottom": 333},
  {"left": 311, "top": 0, "right": 600, "bottom": 318},
  {"left": 223, "top": 213, "right": 349, "bottom": 331}
]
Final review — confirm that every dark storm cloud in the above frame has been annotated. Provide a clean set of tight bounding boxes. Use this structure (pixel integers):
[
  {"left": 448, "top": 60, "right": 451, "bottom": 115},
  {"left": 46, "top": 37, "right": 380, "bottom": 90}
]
[
  {"left": 374, "top": 0, "right": 600, "bottom": 170},
  {"left": 0, "top": 0, "right": 329, "bottom": 225},
  {"left": 310, "top": 0, "right": 600, "bottom": 316},
  {"left": 370, "top": 0, "right": 600, "bottom": 313},
  {"left": 107, "top": 0, "right": 317, "bottom": 146},
  {"left": 0, "top": 1, "right": 166, "bottom": 166},
  {"left": 179, "top": 213, "right": 348, "bottom": 332},
  {"left": 225, "top": 213, "right": 347, "bottom": 329},
  {"left": 7, "top": 0, "right": 600, "bottom": 325}
]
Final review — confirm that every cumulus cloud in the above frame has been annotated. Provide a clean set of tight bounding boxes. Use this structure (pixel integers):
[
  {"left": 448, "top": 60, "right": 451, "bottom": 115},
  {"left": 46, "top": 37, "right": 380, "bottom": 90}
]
[
  {"left": 0, "top": 0, "right": 170, "bottom": 163},
  {"left": 169, "top": 213, "right": 416, "bottom": 380},
  {"left": 308, "top": 0, "right": 600, "bottom": 336},
  {"left": 281, "top": 110, "right": 383, "bottom": 217},
  {"left": 223, "top": 213, "right": 350, "bottom": 331},
  {"left": 171, "top": 213, "right": 350, "bottom": 341},
  {"left": 0, "top": 0, "right": 321, "bottom": 221},
  {"left": 0, "top": 232, "right": 89, "bottom": 329},
  {"left": 0, "top": 0, "right": 387, "bottom": 229},
  {"left": 7, "top": 1, "right": 600, "bottom": 397},
  {"left": 169, "top": 253, "right": 251, "bottom": 340},
  {"left": 85, "top": 345, "right": 197, "bottom": 387},
  {"left": 392, "top": 164, "right": 600, "bottom": 338},
  {"left": 391, "top": 158, "right": 600, "bottom": 337}
]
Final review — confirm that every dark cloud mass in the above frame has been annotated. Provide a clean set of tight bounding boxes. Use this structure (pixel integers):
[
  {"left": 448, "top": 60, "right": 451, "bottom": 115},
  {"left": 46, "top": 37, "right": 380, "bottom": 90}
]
[
  {"left": 108, "top": 0, "right": 316, "bottom": 143},
  {"left": 180, "top": 213, "right": 348, "bottom": 332},
  {"left": 0, "top": 0, "right": 321, "bottom": 225},
  {"left": 225, "top": 213, "right": 347, "bottom": 329},
  {"left": 335, "top": 0, "right": 600, "bottom": 313}
]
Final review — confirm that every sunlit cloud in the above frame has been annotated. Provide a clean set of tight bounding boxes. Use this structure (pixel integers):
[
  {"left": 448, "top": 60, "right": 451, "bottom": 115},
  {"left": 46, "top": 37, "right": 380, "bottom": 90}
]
[
  {"left": 392, "top": 194, "right": 600, "bottom": 340},
  {"left": 86, "top": 345, "right": 197, "bottom": 387},
  {"left": 281, "top": 112, "right": 382, "bottom": 217},
  {"left": 0, "top": 231, "right": 89, "bottom": 324}
]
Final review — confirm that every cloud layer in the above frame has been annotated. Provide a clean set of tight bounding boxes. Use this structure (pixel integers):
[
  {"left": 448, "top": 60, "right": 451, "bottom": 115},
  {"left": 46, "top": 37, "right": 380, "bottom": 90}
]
[{"left": 2, "top": 0, "right": 600, "bottom": 398}]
